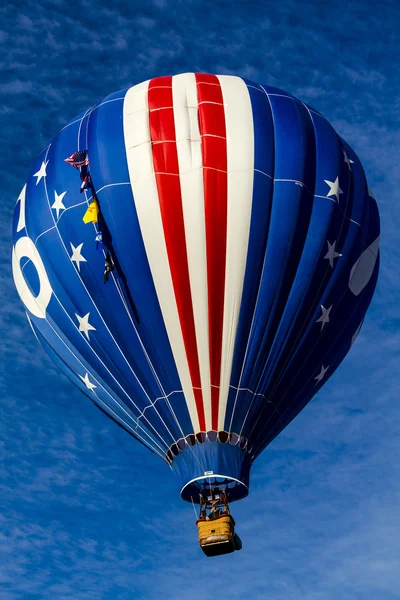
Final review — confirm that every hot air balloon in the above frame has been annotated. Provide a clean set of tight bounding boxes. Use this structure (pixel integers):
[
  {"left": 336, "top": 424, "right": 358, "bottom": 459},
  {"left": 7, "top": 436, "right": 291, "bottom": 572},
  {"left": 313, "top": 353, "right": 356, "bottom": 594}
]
[{"left": 12, "top": 73, "right": 380, "bottom": 556}]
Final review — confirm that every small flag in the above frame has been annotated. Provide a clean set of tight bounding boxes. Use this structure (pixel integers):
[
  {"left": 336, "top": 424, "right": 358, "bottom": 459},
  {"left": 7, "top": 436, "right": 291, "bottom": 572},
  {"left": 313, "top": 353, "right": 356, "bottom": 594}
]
[
  {"left": 104, "top": 252, "right": 114, "bottom": 283},
  {"left": 64, "top": 150, "right": 89, "bottom": 169},
  {"left": 80, "top": 171, "right": 91, "bottom": 193},
  {"left": 95, "top": 232, "right": 103, "bottom": 252},
  {"left": 83, "top": 200, "right": 99, "bottom": 224}
]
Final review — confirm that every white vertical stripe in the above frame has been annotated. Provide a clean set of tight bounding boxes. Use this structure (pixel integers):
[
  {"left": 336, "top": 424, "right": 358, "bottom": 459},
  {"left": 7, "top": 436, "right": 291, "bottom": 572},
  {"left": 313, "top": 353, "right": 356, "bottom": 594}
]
[
  {"left": 351, "top": 320, "right": 363, "bottom": 346},
  {"left": 172, "top": 73, "right": 212, "bottom": 430},
  {"left": 217, "top": 75, "right": 255, "bottom": 430},
  {"left": 123, "top": 80, "right": 200, "bottom": 432},
  {"left": 16, "top": 185, "right": 27, "bottom": 232}
]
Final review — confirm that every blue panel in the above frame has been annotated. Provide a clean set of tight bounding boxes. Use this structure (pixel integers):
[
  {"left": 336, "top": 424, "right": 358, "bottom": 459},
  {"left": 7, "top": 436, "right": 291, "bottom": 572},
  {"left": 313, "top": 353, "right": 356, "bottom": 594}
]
[{"left": 171, "top": 439, "right": 252, "bottom": 503}]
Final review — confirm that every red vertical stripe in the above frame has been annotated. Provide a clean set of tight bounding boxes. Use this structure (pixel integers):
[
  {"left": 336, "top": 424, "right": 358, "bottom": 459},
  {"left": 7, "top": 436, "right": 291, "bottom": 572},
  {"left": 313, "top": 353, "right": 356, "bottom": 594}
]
[
  {"left": 195, "top": 74, "right": 228, "bottom": 431},
  {"left": 148, "top": 76, "right": 206, "bottom": 432}
]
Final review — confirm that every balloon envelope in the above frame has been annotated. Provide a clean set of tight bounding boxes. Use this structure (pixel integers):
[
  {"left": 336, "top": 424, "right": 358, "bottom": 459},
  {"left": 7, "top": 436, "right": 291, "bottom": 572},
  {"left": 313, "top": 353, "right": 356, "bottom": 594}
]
[{"left": 12, "top": 73, "right": 380, "bottom": 503}]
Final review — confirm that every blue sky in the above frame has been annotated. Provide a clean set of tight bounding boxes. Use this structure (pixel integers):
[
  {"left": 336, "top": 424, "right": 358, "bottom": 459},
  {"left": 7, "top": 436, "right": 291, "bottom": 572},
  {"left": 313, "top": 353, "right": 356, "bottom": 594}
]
[{"left": 1, "top": 0, "right": 399, "bottom": 598}]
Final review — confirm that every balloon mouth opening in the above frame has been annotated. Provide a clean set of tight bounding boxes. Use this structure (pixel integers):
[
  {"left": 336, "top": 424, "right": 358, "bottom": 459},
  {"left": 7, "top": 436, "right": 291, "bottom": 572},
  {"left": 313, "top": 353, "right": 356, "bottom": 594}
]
[
  {"left": 180, "top": 474, "right": 249, "bottom": 504},
  {"left": 166, "top": 430, "right": 250, "bottom": 464}
]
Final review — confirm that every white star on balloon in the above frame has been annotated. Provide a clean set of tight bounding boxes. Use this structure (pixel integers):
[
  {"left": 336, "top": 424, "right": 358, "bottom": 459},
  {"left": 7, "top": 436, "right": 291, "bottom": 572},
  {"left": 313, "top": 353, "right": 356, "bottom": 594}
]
[
  {"left": 316, "top": 304, "right": 332, "bottom": 330},
  {"left": 75, "top": 312, "right": 96, "bottom": 340},
  {"left": 324, "top": 240, "right": 342, "bottom": 268},
  {"left": 51, "top": 190, "right": 67, "bottom": 219},
  {"left": 314, "top": 364, "right": 329, "bottom": 385},
  {"left": 342, "top": 149, "right": 354, "bottom": 170},
  {"left": 33, "top": 161, "right": 48, "bottom": 185},
  {"left": 324, "top": 176, "right": 343, "bottom": 202},
  {"left": 70, "top": 242, "right": 87, "bottom": 272},
  {"left": 79, "top": 372, "right": 97, "bottom": 391}
]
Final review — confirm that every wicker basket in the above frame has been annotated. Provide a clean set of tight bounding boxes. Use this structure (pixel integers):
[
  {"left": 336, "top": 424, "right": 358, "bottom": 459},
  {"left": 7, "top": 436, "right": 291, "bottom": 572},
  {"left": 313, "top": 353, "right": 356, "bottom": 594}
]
[{"left": 197, "top": 514, "right": 235, "bottom": 547}]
